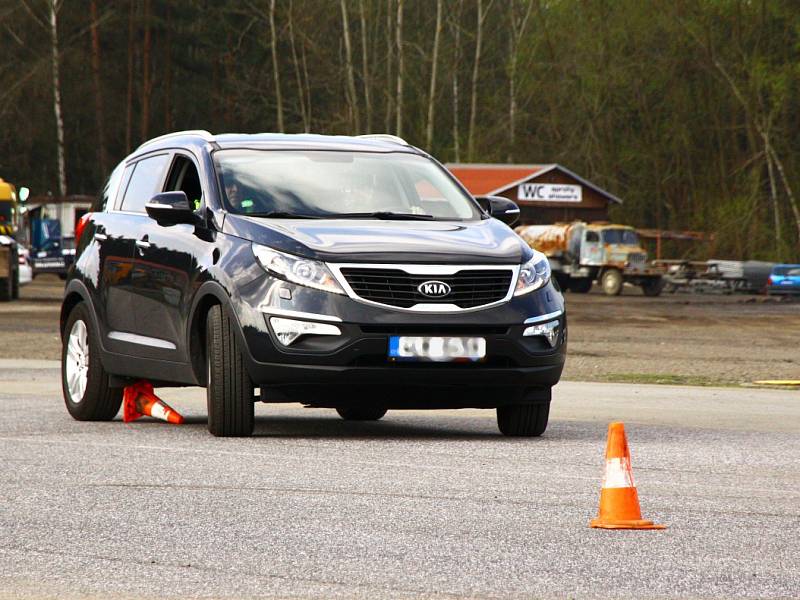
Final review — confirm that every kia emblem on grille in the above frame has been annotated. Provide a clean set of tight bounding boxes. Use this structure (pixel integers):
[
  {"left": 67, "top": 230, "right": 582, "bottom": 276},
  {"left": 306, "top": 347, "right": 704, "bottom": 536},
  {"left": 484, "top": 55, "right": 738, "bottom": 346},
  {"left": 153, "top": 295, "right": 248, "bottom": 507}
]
[{"left": 417, "top": 280, "right": 452, "bottom": 298}]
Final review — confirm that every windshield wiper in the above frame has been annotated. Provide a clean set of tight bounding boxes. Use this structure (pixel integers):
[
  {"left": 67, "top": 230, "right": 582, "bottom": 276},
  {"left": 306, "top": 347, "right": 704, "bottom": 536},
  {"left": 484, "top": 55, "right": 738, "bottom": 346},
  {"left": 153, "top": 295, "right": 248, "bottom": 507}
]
[
  {"left": 327, "top": 211, "right": 436, "bottom": 221},
  {"left": 245, "top": 211, "right": 322, "bottom": 219}
]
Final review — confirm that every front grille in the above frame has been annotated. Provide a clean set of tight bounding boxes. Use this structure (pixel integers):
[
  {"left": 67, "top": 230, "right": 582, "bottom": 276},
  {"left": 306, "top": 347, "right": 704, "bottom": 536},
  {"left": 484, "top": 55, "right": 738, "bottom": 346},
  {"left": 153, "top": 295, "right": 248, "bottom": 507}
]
[
  {"left": 629, "top": 253, "right": 646, "bottom": 264},
  {"left": 339, "top": 268, "right": 513, "bottom": 309}
]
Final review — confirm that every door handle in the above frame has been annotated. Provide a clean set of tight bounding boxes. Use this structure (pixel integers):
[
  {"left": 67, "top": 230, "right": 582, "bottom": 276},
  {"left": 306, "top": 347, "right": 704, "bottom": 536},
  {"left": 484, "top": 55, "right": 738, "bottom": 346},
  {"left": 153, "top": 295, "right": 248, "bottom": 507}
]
[
  {"left": 135, "top": 239, "right": 151, "bottom": 250},
  {"left": 94, "top": 233, "right": 108, "bottom": 241}
]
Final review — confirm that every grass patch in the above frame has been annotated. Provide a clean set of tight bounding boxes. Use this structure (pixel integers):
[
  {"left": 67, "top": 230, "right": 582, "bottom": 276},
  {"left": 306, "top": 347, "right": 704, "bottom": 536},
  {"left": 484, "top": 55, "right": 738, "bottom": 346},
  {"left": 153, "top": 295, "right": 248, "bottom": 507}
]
[{"left": 598, "top": 372, "right": 736, "bottom": 387}]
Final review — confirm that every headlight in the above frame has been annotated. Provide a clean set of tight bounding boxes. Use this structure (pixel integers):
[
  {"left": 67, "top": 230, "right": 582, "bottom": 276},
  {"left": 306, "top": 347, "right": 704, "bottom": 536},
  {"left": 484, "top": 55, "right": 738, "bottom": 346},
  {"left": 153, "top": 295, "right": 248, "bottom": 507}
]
[
  {"left": 251, "top": 245, "right": 345, "bottom": 295},
  {"left": 514, "top": 251, "right": 551, "bottom": 296}
]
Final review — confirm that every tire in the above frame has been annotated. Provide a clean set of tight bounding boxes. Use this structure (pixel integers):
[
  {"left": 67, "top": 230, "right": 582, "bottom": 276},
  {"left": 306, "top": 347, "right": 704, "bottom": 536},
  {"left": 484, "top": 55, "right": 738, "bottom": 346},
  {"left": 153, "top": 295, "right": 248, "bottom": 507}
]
[
  {"left": 62, "top": 302, "right": 123, "bottom": 420},
  {"left": 568, "top": 278, "right": 593, "bottom": 294},
  {"left": 497, "top": 402, "right": 550, "bottom": 437},
  {"left": 601, "top": 268, "right": 624, "bottom": 296},
  {"left": 206, "top": 304, "right": 254, "bottom": 437},
  {"left": 641, "top": 278, "right": 664, "bottom": 297},
  {"left": 11, "top": 269, "right": 19, "bottom": 300},
  {"left": 0, "top": 277, "right": 10, "bottom": 302},
  {"left": 336, "top": 406, "right": 387, "bottom": 421}
]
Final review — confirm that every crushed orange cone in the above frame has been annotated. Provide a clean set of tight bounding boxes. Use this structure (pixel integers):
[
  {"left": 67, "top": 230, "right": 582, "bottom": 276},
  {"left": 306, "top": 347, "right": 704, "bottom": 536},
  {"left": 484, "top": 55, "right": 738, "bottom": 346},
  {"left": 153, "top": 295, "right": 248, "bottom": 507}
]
[
  {"left": 589, "top": 422, "right": 665, "bottom": 530},
  {"left": 123, "top": 380, "right": 184, "bottom": 424}
]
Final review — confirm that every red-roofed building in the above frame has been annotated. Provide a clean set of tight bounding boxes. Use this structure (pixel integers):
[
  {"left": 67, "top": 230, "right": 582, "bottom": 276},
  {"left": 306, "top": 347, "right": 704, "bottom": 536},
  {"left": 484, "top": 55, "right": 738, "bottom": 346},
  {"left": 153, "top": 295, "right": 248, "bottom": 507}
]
[{"left": 447, "top": 163, "right": 622, "bottom": 224}]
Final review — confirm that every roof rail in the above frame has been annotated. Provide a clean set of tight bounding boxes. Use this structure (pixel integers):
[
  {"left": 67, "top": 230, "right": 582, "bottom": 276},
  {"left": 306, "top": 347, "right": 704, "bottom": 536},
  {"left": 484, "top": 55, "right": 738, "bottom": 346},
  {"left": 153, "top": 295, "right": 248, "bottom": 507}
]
[
  {"left": 356, "top": 133, "right": 409, "bottom": 146},
  {"left": 137, "top": 130, "right": 215, "bottom": 150}
]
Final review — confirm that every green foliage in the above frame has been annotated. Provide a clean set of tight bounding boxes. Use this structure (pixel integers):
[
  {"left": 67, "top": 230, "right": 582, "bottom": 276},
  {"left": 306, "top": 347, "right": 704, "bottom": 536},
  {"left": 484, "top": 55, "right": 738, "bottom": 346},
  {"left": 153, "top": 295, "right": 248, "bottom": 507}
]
[{"left": 0, "top": 0, "right": 799, "bottom": 260}]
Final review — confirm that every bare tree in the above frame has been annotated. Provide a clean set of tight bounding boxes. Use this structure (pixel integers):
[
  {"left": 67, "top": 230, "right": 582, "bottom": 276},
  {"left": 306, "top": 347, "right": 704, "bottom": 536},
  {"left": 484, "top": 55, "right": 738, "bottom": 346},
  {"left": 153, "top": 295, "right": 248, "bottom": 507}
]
[
  {"left": 49, "top": 0, "right": 66, "bottom": 197},
  {"left": 140, "top": 0, "right": 151, "bottom": 140},
  {"left": 449, "top": 0, "right": 463, "bottom": 162},
  {"left": 507, "top": 0, "right": 533, "bottom": 162},
  {"left": 359, "top": 0, "right": 372, "bottom": 132},
  {"left": 425, "top": 0, "right": 443, "bottom": 150},
  {"left": 89, "top": 0, "right": 107, "bottom": 174},
  {"left": 395, "top": 0, "right": 404, "bottom": 137},
  {"left": 287, "top": 1, "right": 309, "bottom": 132},
  {"left": 269, "top": 0, "right": 284, "bottom": 132},
  {"left": 467, "top": 0, "right": 491, "bottom": 161},
  {"left": 340, "top": 0, "right": 360, "bottom": 133},
  {"left": 384, "top": 0, "right": 394, "bottom": 132},
  {"left": 125, "top": 0, "right": 135, "bottom": 151}
]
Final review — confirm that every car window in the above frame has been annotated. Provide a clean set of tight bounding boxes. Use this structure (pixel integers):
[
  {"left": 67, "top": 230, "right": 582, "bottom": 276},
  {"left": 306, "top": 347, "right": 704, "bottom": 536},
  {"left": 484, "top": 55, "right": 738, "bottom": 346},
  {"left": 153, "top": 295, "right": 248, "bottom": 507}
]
[
  {"left": 121, "top": 154, "right": 170, "bottom": 213},
  {"left": 95, "top": 161, "right": 125, "bottom": 212},
  {"left": 585, "top": 231, "right": 600, "bottom": 242},
  {"left": 164, "top": 154, "right": 203, "bottom": 211}
]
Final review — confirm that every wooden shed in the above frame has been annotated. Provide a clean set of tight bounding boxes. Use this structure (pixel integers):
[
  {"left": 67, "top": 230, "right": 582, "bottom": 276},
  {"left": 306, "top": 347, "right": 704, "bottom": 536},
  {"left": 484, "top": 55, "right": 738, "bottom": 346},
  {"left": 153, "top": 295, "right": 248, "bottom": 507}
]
[{"left": 447, "top": 163, "right": 622, "bottom": 225}]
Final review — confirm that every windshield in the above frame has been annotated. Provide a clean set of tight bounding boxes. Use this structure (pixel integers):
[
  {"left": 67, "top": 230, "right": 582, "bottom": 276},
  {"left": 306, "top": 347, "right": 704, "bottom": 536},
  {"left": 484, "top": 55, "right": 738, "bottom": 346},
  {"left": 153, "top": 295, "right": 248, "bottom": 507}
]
[
  {"left": 0, "top": 201, "right": 14, "bottom": 226},
  {"left": 213, "top": 150, "right": 480, "bottom": 220},
  {"left": 602, "top": 228, "right": 639, "bottom": 245},
  {"left": 774, "top": 266, "right": 800, "bottom": 276}
]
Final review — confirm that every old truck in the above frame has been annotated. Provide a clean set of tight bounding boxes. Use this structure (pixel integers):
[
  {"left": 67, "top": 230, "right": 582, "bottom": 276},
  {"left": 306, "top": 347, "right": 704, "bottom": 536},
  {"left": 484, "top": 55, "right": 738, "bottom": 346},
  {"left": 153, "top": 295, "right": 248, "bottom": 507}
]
[{"left": 516, "top": 222, "right": 664, "bottom": 296}]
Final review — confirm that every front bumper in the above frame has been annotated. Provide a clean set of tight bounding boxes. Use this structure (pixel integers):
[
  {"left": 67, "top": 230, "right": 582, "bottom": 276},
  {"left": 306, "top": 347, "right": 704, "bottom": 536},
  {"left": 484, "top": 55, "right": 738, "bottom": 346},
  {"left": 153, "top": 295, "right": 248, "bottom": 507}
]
[{"left": 230, "top": 271, "right": 567, "bottom": 407}]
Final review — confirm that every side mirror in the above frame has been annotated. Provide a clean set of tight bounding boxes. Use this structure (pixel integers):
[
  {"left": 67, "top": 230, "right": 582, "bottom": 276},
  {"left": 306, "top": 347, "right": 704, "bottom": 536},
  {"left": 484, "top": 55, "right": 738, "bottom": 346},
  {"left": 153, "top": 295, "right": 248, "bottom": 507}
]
[
  {"left": 145, "top": 192, "right": 195, "bottom": 225},
  {"left": 476, "top": 195, "right": 521, "bottom": 226}
]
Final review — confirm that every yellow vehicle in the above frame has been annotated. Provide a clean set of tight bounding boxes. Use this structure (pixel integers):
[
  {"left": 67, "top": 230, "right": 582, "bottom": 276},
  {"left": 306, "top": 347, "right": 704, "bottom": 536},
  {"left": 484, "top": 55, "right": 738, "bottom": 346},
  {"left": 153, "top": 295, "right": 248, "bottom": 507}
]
[
  {"left": 0, "top": 178, "right": 21, "bottom": 300},
  {"left": 0, "top": 178, "right": 20, "bottom": 236},
  {"left": 516, "top": 221, "right": 664, "bottom": 296}
]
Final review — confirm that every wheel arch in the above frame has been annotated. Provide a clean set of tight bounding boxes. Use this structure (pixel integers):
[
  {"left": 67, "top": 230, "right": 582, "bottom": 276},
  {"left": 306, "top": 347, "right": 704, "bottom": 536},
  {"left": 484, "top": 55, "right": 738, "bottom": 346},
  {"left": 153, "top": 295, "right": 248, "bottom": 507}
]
[
  {"left": 60, "top": 280, "right": 97, "bottom": 340},
  {"left": 186, "top": 281, "right": 231, "bottom": 385}
]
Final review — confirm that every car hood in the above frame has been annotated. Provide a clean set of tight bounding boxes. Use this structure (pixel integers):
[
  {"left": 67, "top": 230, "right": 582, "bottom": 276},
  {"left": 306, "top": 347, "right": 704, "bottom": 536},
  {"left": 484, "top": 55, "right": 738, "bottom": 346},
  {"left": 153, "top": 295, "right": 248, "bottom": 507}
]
[{"left": 223, "top": 215, "right": 531, "bottom": 264}]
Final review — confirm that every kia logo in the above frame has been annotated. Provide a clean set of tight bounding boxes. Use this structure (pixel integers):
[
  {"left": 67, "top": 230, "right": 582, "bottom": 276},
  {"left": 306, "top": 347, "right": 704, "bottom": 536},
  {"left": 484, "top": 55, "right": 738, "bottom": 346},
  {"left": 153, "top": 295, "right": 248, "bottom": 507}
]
[{"left": 417, "top": 280, "right": 451, "bottom": 298}]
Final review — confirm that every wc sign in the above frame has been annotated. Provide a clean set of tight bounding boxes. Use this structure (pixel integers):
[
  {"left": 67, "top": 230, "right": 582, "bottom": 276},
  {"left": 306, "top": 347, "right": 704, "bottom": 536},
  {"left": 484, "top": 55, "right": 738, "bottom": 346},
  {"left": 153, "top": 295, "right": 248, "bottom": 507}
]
[{"left": 518, "top": 183, "right": 582, "bottom": 203}]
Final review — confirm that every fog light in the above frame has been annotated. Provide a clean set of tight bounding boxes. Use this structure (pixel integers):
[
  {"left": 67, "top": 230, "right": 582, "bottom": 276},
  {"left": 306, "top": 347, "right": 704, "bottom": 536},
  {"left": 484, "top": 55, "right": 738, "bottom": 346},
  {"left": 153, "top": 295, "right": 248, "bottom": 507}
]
[
  {"left": 269, "top": 317, "right": 341, "bottom": 346},
  {"left": 523, "top": 320, "right": 560, "bottom": 347}
]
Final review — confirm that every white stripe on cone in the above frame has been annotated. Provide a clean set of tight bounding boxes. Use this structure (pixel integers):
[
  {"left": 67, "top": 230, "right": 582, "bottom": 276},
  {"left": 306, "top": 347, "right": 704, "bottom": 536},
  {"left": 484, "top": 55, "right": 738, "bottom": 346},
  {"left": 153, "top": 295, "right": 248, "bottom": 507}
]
[
  {"left": 602, "top": 457, "right": 635, "bottom": 488},
  {"left": 149, "top": 402, "right": 169, "bottom": 422}
]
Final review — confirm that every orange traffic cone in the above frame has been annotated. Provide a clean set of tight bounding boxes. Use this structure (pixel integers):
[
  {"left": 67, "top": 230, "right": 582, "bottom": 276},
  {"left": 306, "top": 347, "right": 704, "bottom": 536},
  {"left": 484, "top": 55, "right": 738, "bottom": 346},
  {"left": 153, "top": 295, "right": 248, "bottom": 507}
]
[
  {"left": 589, "top": 422, "right": 665, "bottom": 530},
  {"left": 122, "top": 381, "right": 184, "bottom": 424}
]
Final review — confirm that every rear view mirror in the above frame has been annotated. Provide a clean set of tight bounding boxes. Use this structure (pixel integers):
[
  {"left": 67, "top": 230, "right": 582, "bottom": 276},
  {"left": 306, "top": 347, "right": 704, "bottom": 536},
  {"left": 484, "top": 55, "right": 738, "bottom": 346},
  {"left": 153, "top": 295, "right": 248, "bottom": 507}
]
[
  {"left": 476, "top": 195, "right": 521, "bottom": 226},
  {"left": 145, "top": 192, "right": 195, "bottom": 225}
]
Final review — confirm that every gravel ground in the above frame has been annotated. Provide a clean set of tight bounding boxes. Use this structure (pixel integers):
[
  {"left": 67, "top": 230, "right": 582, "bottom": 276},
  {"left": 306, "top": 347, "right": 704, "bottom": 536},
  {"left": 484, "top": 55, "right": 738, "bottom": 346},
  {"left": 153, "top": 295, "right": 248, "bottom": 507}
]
[
  {"left": 1, "top": 370, "right": 798, "bottom": 599},
  {"left": 4, "top": 276, "right": 799, "bottom": 385}
]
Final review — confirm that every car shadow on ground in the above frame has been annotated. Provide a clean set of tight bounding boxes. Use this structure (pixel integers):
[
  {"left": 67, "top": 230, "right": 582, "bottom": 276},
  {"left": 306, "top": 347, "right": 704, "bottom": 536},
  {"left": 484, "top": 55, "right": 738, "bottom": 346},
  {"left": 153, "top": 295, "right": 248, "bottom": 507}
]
[{"left": 170, "top": 414, "right": 599, "bottom": 441}]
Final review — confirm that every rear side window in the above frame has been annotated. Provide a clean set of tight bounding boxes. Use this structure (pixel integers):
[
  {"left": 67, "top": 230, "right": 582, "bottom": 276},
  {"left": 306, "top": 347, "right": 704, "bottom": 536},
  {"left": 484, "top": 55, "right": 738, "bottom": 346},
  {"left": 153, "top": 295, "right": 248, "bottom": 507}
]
[
  {"left": 95, "top": 161, "right": 125, "bottom": 212},
  {"left": 121, "top": 154, "right": 170, "bottom": 213}
]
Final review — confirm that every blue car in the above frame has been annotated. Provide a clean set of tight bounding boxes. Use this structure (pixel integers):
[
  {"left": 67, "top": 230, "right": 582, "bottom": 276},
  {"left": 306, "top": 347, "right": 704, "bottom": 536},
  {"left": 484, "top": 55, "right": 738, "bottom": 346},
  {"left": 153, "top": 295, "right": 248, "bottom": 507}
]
[{"left": 768, "top": 264, "right": 800, "bottom": 295}]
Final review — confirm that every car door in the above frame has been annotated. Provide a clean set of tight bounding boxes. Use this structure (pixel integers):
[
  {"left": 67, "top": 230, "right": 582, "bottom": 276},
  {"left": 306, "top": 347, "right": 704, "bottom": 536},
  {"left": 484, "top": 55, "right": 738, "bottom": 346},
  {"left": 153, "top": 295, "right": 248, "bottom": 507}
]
[
  {"left": 128, "top": 151, "right": 209, "bottom": 362},
  {"left": 82, "top": 161, "right": 138, "bottom": 351},
  {"left": 102, "top": 152, "right": 173, "bottom": 356},
  {"left": 580, "top": 229, "right": 602, "bottom": 266}
]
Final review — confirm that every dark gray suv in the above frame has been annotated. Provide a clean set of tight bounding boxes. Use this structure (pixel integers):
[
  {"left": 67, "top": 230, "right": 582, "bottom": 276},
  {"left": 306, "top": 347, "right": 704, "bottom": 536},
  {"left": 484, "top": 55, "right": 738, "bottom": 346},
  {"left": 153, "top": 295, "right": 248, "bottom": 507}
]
[{"left": 61, "top": 131, "right": 566, "bottom": 437}]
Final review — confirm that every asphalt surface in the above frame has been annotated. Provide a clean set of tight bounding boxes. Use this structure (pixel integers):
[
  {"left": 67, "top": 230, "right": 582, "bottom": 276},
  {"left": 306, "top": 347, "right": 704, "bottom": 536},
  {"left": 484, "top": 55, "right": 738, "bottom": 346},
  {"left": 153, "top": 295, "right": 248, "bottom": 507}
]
[{"left": 1, "top": 360, "right": 799, "bottom": 599}]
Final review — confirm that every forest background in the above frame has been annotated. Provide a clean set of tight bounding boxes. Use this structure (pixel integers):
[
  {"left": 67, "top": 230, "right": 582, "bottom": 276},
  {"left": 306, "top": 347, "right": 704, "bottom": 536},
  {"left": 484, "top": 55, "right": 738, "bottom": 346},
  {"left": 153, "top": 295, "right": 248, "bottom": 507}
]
[{"left": 1, "top": 0, "right": 799, "bottom": 260}]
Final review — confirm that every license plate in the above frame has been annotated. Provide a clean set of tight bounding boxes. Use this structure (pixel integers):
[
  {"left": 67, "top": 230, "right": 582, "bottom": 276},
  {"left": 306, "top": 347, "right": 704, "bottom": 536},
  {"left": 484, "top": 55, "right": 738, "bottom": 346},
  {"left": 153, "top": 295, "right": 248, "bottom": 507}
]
[{"left": 388, "top": 336, "right": 486, "bottom": 362}]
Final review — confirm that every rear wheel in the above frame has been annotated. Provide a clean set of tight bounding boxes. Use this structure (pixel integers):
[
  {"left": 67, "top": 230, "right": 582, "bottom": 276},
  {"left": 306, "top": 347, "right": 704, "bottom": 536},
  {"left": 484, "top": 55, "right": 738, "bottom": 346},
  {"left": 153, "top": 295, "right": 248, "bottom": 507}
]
[
  {"left": 641, "top": 278, "right": 664, "bottom": 297},
  {"left": 497, "top": 402, "right": 550, "bottom": 437},
  {"left": 568, "top": 278, "right": 593, "bottom": 293},
  {"left": 62, "top": 302, "right": 122, "bottom": 420},
  {"left": 336, "top": 406, "right": 387, "bottom": 421},
  {"left": 601, "top": 268, "right": 624, "bottom": 296},
  {"left": 0, "top": 276, "right": 10, "bottom": 302},
  {"left": 206, "top": 304, "right": 254, "bottom": 437}
]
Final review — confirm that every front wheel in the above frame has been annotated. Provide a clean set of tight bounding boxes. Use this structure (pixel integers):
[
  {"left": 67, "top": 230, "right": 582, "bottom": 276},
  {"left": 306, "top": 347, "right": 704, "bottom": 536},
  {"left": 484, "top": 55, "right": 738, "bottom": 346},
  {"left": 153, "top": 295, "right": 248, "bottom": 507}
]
[
  {"left": 336, "top": 406, "right": 387, "bottom": 421},
  {"left": 641, "top": 278, "right": 664, "bottom": 297},
  {"left": 497, "top": 402, "right": 550, "bottom": 437},
  {"left": 601, "top": 269, "right": 624, "bottom": 296},
  {"left": 62, "top": 302, "right": 122, "bottom": 420},
  {"left": 206, "top": 304, "right": 254, "bottom": 437}
]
